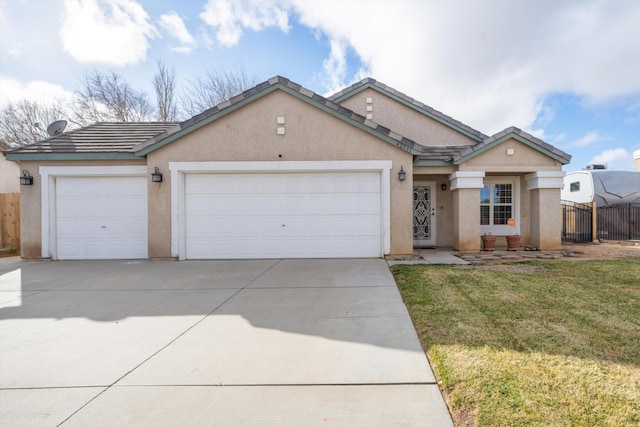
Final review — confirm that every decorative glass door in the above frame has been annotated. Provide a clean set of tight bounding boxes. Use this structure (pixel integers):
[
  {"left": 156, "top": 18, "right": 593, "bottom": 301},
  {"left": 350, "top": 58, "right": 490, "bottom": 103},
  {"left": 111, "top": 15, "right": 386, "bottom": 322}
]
[{"left": 413, "top": 183, "right": 436, "bottom": 247}]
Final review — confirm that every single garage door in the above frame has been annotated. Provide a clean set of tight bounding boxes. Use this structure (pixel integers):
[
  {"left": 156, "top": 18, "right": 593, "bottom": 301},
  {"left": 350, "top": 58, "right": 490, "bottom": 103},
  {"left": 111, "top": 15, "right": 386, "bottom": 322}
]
[
  {"left": 55, "top": 176, "right": 148, "bottom": 260},
  {"left": 185, "top": 172, "right": 382, "bottom": 259}
]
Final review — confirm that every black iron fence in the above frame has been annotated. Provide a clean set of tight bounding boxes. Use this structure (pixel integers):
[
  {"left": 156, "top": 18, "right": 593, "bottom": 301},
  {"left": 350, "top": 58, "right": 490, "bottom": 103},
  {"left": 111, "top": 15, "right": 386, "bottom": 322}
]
[
  {"left": 597, "top": 204, "right": 640, "bottom": 241},
  {"left": 562, "top": 201, "right": 640, "bottom": 242},
  {"left": 562, "top": 201, "right": 593, "bottom": 243}
]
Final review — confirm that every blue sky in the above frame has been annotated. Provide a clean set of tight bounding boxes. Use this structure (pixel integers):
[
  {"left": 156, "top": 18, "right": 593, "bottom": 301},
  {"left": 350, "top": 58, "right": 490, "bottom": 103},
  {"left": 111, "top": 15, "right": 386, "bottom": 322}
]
[{"left": 1, "top": 0, "right": 639, "bottom": 171}]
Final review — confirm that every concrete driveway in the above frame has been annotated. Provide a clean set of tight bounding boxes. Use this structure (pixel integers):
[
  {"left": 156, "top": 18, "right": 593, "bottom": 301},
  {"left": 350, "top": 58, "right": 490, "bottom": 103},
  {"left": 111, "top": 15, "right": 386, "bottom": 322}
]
[{"left": 0, "top": 257, "right": 452, "bottom": 426}]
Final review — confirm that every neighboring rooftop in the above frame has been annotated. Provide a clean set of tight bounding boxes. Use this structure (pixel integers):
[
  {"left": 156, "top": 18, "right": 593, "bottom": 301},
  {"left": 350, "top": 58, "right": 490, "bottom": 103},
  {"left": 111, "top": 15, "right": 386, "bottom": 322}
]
[{"left": 7, "top": 122, "right": 178, "bottom": 155}]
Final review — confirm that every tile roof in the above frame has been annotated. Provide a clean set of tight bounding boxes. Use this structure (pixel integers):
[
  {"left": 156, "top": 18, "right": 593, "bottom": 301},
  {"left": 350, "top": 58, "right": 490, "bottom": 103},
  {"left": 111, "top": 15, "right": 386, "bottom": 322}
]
[
  {"left": 7, "top": 122, "right": 178, "bottom": 154},
  {"left": 134, "top": 76, "right": 423, "bottom": 155},
  {"left": 415, "top": 126, "right": 571, "bottom": 165},
  {"left": 4, "top": 76, "right": 571, "bottom": 166},
  {"left": 329, "top": 77, "right": 488, "bottom": 141}
]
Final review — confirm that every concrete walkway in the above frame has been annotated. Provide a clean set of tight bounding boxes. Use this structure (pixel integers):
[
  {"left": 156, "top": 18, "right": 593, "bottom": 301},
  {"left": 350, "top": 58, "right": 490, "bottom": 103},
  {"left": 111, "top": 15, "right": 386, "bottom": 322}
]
[
  {"left": 387, "top": 249, "right": 470, "bottom": 265},
  {"left": 0, "top": 258, "right": 452, "bottom": 426}
]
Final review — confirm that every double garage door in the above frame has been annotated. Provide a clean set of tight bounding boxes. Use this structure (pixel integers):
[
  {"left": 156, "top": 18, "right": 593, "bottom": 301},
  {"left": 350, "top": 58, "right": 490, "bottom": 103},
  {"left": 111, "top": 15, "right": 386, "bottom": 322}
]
[
  {"left": 53, "top": 171, "right": 382, "bottom": 260},
  {"left": 184, "top": 172, "right": 382, "bottom": 259}
]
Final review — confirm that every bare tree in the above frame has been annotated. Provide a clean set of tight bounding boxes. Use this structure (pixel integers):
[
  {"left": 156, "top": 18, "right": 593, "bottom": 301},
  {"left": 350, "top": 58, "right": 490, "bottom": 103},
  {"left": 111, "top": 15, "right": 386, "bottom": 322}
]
[
  {"left": 0, "top": 99, "right": 70, "bottom": 147},
  {"left": 73, "top": 70, "right": 153, "bottom": 124},
  {"left": 153, "top": 60, "right": 178, "bottom": 122},
  {"left": 181, "top": 67, "right": 256, "bottom": 117}
]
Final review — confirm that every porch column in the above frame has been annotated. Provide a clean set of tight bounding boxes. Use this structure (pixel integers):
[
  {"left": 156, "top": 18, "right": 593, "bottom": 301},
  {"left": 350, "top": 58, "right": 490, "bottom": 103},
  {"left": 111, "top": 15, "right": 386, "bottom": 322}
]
[
  {"left": 526, "top": 171, "right": 565, "bottom": 250},
  {"left": 450, "top": 171, "right": 485, "bottom": 251}
]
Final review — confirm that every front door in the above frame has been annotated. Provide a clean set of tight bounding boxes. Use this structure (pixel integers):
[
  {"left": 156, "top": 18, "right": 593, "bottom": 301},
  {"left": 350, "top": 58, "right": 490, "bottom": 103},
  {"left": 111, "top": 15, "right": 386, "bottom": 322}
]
[{"left": 413, "top": 183, "right": 436, "bottom": 248}]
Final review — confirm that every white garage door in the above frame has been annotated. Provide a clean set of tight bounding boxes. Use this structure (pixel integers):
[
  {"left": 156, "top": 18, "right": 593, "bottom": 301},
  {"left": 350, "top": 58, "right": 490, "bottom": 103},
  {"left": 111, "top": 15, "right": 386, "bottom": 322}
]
[
  {"left": 55, "top": 176, "right": 148, "bottom": 260},
  {"left": 185, "top": 172, "right": 382, "bottom": 259}
]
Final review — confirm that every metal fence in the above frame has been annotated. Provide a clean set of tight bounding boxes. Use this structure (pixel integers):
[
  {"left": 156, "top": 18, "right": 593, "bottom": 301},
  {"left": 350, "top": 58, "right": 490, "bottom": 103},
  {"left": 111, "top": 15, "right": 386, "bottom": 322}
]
[
  {"left": 562, "top": 201, "right": 593, "bottom": 243},
  {"left": 597, "top": 204, "right": 640, "bottom": 241}
]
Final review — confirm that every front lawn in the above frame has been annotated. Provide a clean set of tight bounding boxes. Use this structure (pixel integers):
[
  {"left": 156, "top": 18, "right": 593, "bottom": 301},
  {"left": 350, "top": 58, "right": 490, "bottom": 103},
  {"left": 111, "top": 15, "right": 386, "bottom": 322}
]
[{"left": 392, "top": 260, "right": 640, "bottom": 426}]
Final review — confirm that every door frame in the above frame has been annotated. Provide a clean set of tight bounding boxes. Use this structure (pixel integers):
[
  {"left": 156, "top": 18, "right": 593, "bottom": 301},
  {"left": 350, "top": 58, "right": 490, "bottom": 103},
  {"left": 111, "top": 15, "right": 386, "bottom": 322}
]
[
  {"left": 413, "top": 180, "right": 437, "bottom": 248},
  {"left": 169, "top": 161, "right": 392, "bottom": 260}
]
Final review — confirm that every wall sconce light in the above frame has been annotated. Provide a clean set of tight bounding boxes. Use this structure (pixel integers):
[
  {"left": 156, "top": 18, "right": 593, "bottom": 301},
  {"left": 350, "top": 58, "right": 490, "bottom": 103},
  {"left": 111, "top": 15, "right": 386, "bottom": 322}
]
[
  {"left": 20, "top": 170, "right": 33, "bottom": 186},
  {"left": 398, "top": 166, "right": 406, "bottom": 182},
  {"left": 441, "top": 183, "right": 447, "bottom": 191},
  {"left": 151, "top": 167, "right": 163, "bottom": 183}
]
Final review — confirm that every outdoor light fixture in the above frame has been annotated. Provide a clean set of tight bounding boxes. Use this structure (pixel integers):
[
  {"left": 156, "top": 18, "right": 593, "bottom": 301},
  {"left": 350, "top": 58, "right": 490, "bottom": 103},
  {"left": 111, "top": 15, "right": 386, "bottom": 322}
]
[
  {"left": 398, "top": 166, "right": 406, "bottom": 182},
  {"left": 441, "top": 183, "right": 447, "bottom": 191},
  {"left": 151, "top": 167, "right": 163, "bottom": 183},
  {"left": 20, "top": 170, "right": 33, "bottom": 186}
]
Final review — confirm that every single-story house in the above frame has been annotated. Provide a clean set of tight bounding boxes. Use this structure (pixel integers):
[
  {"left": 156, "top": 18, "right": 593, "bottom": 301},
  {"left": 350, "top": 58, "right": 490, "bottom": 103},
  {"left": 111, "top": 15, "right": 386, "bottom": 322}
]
[
  {"left": 5, "top": 76, "right": 570, "bottom": 260},
  {"left": 562, "top": 170, "right": 640, "bottom": 206}
]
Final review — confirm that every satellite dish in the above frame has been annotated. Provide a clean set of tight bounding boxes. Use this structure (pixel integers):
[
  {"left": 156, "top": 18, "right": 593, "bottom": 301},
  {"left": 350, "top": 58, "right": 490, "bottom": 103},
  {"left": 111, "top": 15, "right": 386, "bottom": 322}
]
[{"left": 46, "top": 120, "right": 67, "bottom": 136}]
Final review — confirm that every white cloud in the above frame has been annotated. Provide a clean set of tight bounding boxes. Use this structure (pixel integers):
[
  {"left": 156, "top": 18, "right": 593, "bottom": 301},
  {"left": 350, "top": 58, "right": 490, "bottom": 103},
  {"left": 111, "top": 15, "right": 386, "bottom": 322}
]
[
  {"left": 60, "top": 0, "right": 157, "bottom": 65},
  {"left": 159, "top": 11, "right": 196, "bottom": 53},
  {"left": 571, "top": 132, "right": 603, "bottom": 148},
  {"left": 199, "top": 0, "right": 290, "bottom": 47},
  {"left": 590, "top": 148, "right": 635, "bottom": 171},
  {"left": 7, "top": 46, "right": 20, "bottom": 58},
  {"left": 319, "top": 39, "right": 348, "bottom": 95},
  {"left": 285, "top": 0, "right": 640, "bottom": 134},
  {"left": 0, "top": 76, "right": 75, "bottom": 107}
]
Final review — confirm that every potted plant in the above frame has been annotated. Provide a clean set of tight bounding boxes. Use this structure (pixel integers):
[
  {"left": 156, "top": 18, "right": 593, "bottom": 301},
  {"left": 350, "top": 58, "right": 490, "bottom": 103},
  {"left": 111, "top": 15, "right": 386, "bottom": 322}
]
[
  {"left": 481, "top": 233, "right": 496, "bottom": 251},
  {"left": 506, "top": 233, "right": 521, "bottom": 251}
]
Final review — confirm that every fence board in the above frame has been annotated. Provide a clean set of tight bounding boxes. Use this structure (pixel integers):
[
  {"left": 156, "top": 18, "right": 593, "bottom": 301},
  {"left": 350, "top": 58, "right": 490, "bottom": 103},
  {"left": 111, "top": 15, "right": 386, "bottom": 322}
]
[{"left": 1, "top": 193, "right": 20, "bottom": 248}]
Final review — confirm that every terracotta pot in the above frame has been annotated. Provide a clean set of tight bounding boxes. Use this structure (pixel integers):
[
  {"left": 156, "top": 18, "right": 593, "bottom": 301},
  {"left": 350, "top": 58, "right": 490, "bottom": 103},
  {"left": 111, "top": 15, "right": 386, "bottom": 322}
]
[
  {"left": 482, "top": 235, "right": 496, "bottom": 251},
  {"left": 506, "top": 235, "right": 521, "bottom": 251}
]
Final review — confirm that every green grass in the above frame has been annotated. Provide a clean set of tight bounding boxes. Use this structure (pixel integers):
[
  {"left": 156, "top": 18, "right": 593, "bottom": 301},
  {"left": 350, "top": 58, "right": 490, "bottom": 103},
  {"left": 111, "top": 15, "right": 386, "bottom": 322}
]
[{"left": 392, "top": 260, "right": 640, "bottom": 427}]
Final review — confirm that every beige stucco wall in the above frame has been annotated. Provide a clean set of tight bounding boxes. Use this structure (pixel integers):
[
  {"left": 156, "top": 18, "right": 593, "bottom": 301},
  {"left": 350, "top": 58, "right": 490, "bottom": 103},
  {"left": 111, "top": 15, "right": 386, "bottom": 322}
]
[
  {"left": 634, "top": 149, "right": 640, "bottom": 172},
  {"left": 338, "top": 88, "right": 477, "bottom": 147},
  {"left": 529, "top": 188, "right": 563, "bottom": 250},
  {"left": 461, "top": 138, "right": 562, "bottom": 171},
  {"left": 0, "top": 153, "right": 20, "bottom": 193},
  {"left": 147, "top": 89, "right": 414, "bottom": 258},
  {"left": 18, "top": 159, "right": 146, "bottom": 258},
  {"left": 452, "top": 188, "right": 482, "bottom": 251}
]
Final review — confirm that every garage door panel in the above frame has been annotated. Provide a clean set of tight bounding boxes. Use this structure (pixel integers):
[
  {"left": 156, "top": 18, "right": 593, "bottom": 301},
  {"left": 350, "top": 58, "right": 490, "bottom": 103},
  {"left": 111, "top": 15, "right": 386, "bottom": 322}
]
[
  {"left": 185, "top": 172, "right": 382, "bottom": 259},
  {"left": 55, "top": 176, "right": 148, "bottom": 260}
]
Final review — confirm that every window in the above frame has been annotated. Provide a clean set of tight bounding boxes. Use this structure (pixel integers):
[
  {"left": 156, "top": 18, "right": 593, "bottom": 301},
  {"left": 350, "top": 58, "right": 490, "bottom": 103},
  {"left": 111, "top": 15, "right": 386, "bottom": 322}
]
[
  {"left": 570, "top": 181, "right": 580, "bottom": 192},
  {"left": 480, "top": 178, "right": 519, "bottom": 234}
]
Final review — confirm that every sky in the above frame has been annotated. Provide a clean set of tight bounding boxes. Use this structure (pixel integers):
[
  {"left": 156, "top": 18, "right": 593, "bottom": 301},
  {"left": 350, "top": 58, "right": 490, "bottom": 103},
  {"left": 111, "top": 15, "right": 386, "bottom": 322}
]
[{"left": 1, "top": 0, "right": 639, "bottom": 172}]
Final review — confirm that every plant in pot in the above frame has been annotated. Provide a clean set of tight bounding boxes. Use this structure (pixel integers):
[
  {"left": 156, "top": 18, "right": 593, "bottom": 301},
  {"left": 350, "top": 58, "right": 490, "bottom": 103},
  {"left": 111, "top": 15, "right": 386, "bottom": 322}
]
[
  {"left": 506, "top": 233, "right": 521, "bottom": 251},
  {"left": 481, "top": 233, "right": 496, "bottom": 251}
]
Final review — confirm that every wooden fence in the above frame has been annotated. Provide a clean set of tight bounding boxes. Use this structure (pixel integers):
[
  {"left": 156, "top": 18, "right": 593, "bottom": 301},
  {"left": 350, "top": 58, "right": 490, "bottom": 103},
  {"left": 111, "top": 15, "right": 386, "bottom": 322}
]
[{"left": 1, "top": 193, "right": 20, "bottom": 249}]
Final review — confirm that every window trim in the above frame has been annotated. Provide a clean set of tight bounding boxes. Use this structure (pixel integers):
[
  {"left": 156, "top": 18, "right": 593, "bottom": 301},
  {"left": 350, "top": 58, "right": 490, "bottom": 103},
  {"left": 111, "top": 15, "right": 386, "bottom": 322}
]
[{"left": 480, "top": 176, "right": 520, "bottom": 235}]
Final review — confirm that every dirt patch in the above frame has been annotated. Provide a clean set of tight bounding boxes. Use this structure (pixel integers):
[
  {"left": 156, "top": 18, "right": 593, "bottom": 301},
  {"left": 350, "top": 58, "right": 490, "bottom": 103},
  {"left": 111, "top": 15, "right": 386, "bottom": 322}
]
[{"left": 560, "top": 241, "right": 640, "bottom": 261}]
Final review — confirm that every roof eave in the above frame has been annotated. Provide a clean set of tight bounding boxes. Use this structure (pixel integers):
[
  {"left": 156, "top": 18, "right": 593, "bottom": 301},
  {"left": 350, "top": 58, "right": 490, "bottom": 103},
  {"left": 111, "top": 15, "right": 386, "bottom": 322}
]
[
  {"left": 413, "top": 159, "right": 455, "bottom": 167},
  {"left": 454, "top": 133, "right": 571, "bottom": 165},
  {"left": 4, "top": 152, "right": 140, "bottom": 161}
]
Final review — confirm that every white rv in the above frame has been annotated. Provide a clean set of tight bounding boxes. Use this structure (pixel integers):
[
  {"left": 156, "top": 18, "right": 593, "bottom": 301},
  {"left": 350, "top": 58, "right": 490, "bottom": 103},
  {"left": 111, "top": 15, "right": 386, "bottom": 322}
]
[{"left": 562, "top": 169, "right": 640, "bottom": 206}]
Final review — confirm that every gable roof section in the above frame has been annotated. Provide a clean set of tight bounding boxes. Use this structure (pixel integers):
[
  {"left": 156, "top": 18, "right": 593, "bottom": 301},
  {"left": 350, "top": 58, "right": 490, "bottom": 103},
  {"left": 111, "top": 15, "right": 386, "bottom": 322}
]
[
  {"left": 134, "top": 76, "right": 422, "bottom": 156},
  {"left": 415, "top": 127, "right": 571, "bottom": 166},
  {"left": 5, "top": 122, "right": 178, "bottom": 161},
  {"left": 329, "top": 77, "right": 488, "bottom": 142}
]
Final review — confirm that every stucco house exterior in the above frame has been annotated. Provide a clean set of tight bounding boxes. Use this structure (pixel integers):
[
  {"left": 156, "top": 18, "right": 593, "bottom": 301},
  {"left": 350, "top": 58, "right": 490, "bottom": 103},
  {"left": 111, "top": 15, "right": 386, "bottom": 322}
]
[
  {"left": 0, "top": 141, "right": 20, "bottom": 194},
  {"left": 5, "top": 76, "right": 570, "bottom": 260}
]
